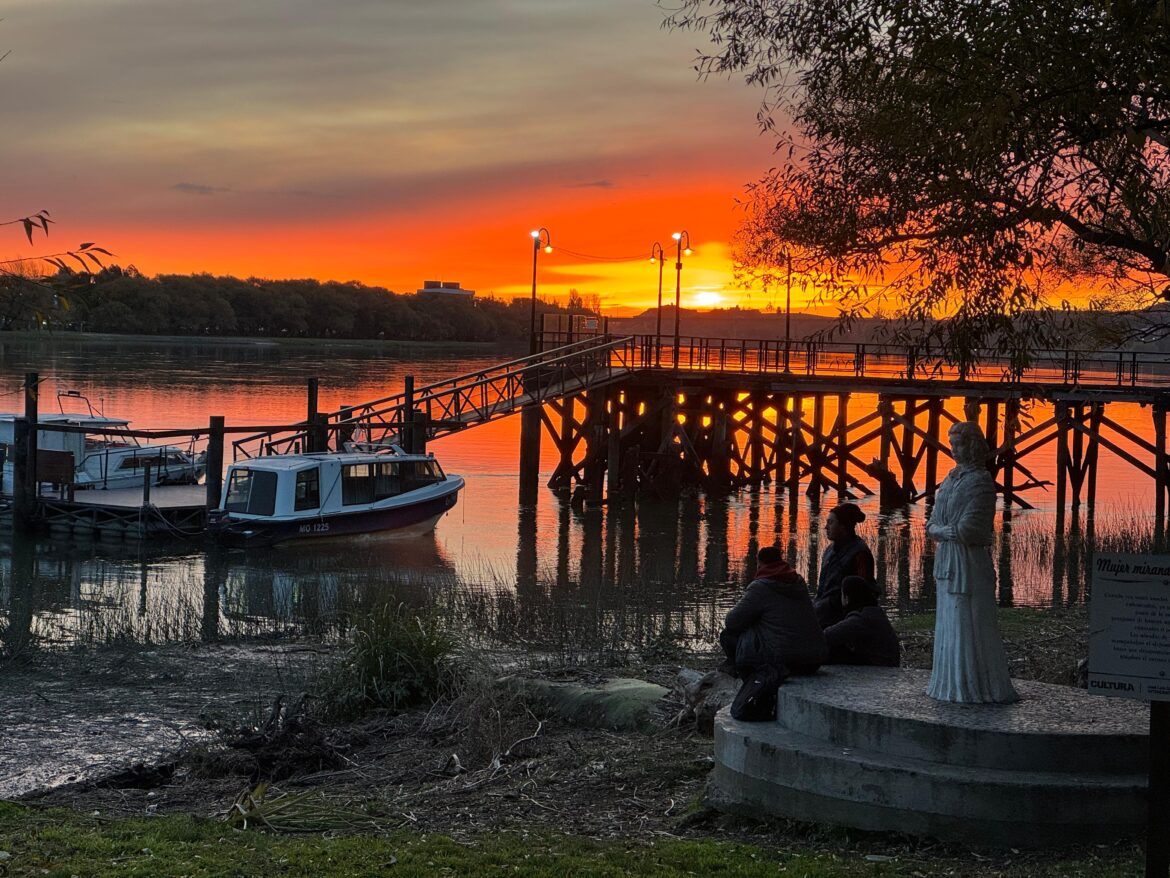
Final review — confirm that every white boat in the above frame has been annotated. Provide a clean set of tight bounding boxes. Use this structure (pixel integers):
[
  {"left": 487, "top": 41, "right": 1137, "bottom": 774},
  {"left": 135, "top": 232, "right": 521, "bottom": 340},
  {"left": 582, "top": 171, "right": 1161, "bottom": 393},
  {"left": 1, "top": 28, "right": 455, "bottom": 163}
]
[
  {"left": 0, "top": 392, "right": 206, "bottom": 493},
  {"left": 209, "top": 445, "right": 463, "bottom": 547}
]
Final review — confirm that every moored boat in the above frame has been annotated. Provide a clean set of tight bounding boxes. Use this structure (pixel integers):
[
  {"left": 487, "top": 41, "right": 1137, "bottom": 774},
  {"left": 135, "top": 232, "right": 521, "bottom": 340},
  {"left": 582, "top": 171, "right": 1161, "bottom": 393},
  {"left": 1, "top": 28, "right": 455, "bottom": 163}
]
[
  {"left": 208, "top": 446, "right": 463, "bottom": 547},
  {"left": 0, "top": 392, "right": 205, "bottom": 493}
]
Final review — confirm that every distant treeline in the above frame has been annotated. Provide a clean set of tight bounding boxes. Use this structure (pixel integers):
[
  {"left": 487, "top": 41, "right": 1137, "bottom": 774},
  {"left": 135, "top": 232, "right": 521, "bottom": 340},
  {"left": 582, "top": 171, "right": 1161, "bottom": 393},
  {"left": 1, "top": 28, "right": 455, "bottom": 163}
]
[{"left": 7, "top": 266, "right": 579, "bottom": 343}]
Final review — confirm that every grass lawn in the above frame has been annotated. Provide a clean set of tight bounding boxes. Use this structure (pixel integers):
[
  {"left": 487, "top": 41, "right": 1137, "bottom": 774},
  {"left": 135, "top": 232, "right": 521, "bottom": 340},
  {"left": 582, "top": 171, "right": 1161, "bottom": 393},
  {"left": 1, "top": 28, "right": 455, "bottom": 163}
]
[{"left": 0, "top": 803, "right": 1141, "bottom": 878}]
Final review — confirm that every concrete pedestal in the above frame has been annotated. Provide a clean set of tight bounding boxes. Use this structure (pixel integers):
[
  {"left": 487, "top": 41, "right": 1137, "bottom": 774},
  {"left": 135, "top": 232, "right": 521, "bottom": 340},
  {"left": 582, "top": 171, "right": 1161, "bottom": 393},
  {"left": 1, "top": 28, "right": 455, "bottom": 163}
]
[{"left": 710, "top": 666, "right": 1149, "bottom": 847}]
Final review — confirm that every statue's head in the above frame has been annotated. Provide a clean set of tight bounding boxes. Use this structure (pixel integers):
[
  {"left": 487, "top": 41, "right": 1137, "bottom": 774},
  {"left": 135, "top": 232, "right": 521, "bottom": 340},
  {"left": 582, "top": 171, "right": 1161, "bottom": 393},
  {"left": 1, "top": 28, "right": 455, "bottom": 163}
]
[{"left": 949, "top": 421, "right": 989, "bottom": 467}]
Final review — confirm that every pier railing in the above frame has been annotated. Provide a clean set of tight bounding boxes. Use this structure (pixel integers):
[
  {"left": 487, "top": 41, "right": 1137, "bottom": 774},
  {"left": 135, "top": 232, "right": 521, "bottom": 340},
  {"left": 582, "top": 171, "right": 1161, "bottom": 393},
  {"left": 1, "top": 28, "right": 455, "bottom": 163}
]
[{"left": 619, "top": 335, "right": 1170, "bottom": 388}]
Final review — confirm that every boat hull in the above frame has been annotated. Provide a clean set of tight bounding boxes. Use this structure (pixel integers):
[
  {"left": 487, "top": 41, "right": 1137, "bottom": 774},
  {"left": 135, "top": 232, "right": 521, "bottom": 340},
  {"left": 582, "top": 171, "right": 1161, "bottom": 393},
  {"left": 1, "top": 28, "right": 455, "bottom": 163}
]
[{"left": 211, "top": 485, "right": 459, "bottom": 548}]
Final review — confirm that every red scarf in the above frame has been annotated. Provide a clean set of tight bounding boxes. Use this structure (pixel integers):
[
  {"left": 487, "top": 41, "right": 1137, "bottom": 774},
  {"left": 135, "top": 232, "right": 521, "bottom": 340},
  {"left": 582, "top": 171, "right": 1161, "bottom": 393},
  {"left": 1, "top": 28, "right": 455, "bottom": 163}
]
[{"left": 754, "top": 559, "right": 800, "bottom": 582}]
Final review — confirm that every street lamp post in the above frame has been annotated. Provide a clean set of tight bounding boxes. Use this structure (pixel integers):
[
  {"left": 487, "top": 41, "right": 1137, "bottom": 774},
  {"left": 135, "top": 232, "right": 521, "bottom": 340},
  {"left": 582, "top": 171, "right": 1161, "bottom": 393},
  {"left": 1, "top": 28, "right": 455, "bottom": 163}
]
[
  {"left": 671, "top": 230, "right": 692, "bottom": 369},
  {"left": 529, "top": 228, "right": 552, "bottom": 356},
  {"left": 650, "top": 242, "right": 665, "bottom": 367},
  {"left": 784, "top": 251, "right": 793, "bottom": 373}
]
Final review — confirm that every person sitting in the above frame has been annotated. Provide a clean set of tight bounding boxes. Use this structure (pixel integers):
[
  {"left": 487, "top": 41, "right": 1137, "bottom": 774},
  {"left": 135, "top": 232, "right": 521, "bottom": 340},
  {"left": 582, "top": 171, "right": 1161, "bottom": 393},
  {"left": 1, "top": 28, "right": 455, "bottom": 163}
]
[
  {"left": 814, "top": 503, "right": 878, "bottom": 628},
  {"left": 719, "top": 545, "right": 828, "bottom": 679},
  {"left": 823, "top": 575, "right": 901, "bottom": 667}
]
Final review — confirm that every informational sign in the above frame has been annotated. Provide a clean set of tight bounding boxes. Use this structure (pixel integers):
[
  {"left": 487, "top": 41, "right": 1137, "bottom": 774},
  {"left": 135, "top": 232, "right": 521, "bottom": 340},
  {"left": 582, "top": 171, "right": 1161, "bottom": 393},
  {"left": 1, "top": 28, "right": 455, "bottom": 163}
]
[{"left": 1088, "top": 553, "right": 1170, "bottom": 702}]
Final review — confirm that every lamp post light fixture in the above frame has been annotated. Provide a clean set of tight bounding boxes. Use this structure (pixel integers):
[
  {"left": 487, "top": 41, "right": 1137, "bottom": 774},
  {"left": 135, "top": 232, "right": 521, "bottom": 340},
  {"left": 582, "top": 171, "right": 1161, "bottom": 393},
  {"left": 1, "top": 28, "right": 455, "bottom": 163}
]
[
  {"left": 650, "top": 242, "right": 665, "bottom": 367},
  {"left": 671, "top": 230, "right": 692, "bottom": 369},
  {"left": 529, "top": 228, "right": 552, "bottom": 356}
]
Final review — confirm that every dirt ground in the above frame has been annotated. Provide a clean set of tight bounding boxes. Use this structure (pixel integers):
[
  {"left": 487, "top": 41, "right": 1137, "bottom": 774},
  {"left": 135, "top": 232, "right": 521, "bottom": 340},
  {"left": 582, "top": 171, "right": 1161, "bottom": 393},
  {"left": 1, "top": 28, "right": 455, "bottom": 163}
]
[
  {"left": 10, "top": 647, "right": 713, "bottom": 838},
  {"left": 4, "top": 614, "right": 1127, "bottom": 872}
]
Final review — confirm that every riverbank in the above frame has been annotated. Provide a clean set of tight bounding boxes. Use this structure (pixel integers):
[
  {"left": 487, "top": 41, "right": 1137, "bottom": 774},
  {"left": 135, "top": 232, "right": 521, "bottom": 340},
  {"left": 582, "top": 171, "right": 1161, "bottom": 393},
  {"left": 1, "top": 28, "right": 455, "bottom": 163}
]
[
  {"left": 1, "top": 605, "right": 1132, "bottom": 876},
  {"left": 0, "top": 329, "right": 519, "bottom": 355}
]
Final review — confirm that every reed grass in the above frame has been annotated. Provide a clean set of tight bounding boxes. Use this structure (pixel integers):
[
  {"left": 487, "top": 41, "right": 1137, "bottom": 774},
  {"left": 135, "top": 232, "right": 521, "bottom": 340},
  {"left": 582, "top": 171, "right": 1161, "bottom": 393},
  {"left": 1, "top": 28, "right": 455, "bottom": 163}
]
[{"left": 0, "top": 499, "right": 1158, "bottom": 660}]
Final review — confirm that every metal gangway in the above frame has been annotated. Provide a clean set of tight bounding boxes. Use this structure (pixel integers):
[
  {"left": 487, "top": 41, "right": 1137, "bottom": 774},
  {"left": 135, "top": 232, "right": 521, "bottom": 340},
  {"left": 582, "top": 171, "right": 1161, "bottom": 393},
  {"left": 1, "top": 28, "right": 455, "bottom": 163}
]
[{"left": 232, "top": 336, "right": 637, "bottom": 459}]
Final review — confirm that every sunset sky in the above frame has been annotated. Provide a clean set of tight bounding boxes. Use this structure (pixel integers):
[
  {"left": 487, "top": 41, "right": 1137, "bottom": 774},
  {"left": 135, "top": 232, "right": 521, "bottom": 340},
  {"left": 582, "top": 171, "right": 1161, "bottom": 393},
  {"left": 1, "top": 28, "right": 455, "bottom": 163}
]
[{"left": 4, "top": 1, "right": 789, "bottom": 314}]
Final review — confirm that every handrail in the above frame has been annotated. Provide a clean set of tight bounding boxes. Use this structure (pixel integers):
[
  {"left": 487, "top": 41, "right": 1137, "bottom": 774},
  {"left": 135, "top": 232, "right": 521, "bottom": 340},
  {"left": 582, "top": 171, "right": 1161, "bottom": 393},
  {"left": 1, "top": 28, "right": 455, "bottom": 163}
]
[
  {"left": 323, "top": 335, "right": 622, "bottom": 420},
  {"left": 231, "top": 335, "right": 637, "bottom": 459}
]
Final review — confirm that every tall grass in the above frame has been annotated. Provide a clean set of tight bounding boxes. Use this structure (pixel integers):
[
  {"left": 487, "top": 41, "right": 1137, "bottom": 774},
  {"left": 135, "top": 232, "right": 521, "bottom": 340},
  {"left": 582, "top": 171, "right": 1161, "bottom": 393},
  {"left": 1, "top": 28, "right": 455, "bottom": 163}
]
[
  {"left": 315, "top": 602, "right": 462, "bottom": 720},
  {"left": 1, "top": 500, "right": 1159, "bottom": 660}
]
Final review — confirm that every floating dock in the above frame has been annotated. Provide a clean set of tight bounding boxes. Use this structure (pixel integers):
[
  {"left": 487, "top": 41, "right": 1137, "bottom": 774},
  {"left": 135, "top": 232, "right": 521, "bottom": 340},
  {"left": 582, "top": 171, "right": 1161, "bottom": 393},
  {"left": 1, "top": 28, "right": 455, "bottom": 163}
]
[{"left": 36, "top": 485, "right": 207, "bottom": 540}]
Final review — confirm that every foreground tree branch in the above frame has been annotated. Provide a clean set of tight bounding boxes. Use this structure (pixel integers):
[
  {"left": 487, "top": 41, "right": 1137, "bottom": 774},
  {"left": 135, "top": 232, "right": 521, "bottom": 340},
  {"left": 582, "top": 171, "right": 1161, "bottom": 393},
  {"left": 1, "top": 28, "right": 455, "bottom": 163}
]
[{"left": 666, "top": 0, "right": 1170, "bottom": 363}]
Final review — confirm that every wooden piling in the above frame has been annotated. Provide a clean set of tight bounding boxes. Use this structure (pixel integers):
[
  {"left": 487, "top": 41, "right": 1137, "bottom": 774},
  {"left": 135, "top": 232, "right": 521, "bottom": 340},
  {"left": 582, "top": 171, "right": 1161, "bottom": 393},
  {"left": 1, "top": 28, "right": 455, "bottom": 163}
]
[
  {"left": 22, "top": 373, "right": 38, "bottom": 519},
  {"left": 1055, "top": 401, "right": 1069, "bottom": 532},
  {"left": 809, "top": 394, "right": 825, "bottom": 498},
  {"left": 519, "top": 404, "right": 542, "bottom": 506},
  {"left": 1155, "top": 405, "right": 1167, "bottom": 551},
  {"left": 788, "top": 395, "right": 803, "bottom": 500},
  {"left": 142, "top": 463, "right": 153, "bottom": 505},
  {"left": 924, "top": 397, "right": 942, "bottom": 503},
  {"left": 1071, "top": 403, "right": 1084, "bottom": 509},
  {"left": 606, "top": 391, "right": 622, "bottom": 498},
  {"left": 835, "top": 394, "right": 849, "bottom": 498},
  {"left": 306, "top": 378, "right": 319, "bottom": 452},
  {"left": 1001, "top": 398, "right": 1018, "bottom": 519},
  {"left": 205, "top": 416, "right": 225, "bottom": 510},
  {"left": 11, "top": 417, "right": 31, "bottom": 531}
]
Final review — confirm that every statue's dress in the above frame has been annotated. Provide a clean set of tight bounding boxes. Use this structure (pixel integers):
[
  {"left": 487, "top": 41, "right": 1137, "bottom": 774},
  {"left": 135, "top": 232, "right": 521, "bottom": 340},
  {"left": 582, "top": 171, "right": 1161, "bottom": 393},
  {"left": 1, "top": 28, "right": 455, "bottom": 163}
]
[{"left": 925, "top": 465, "right": 1019, "bottom": 703}]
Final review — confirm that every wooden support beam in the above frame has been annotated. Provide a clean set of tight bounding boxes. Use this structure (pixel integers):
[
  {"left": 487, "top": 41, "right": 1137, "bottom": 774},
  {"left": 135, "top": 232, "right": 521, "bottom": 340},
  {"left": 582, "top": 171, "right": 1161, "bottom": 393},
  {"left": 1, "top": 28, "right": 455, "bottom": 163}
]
[
  {"left": 606, "top": 391, "right": 623, "bottom": 499},
  {"left": 1070, "top": 403, "right": 1085, "bottom": 508},
  {"left": 1000, "top": 398, "right": 1019, "bottom": 519},
  {"left": 1055, "top": 401, "right": 1069, "bottom": 528},
  {"left": 984, "top": 399, "right": 1000, "bottom": 476},
  {"left": 1085, "top": 403, "right": 1101, "bottom": 514},
  {"left": 809, "top": 394, "right": 826, "bottom": 498},
  {"left": 924, "top": 398, "right": 942, "bottom": 502},
  {"left": 788, "top": 395, "right": 803, "bottom": 500},
  {"left": 1155, "top": 405, "right": 1167, "bottom": 550},
  {"left": 835, "top": 394, "right": 849, "bottom": 498}
]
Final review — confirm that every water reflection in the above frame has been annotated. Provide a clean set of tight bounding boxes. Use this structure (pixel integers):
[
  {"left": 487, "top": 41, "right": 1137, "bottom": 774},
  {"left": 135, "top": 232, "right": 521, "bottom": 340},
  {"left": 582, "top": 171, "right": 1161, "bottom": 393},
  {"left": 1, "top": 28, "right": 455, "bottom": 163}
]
[
  {"left": 0, "top": 335, "right": 1160, "bottom": 654},
  {"left": 0, "top": 486, "right": 1155, "bottom": 655}
]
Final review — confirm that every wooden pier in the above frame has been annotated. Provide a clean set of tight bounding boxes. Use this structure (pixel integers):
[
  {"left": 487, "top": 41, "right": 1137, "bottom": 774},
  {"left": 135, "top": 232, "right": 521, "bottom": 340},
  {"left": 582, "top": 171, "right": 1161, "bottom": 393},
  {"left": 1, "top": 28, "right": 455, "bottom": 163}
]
[
  {"left": 10, "top": 335, "right": 1170, "bottom": 540},
  {"left": 233, "top": 334, "right": 1170, "bottom": 527}
]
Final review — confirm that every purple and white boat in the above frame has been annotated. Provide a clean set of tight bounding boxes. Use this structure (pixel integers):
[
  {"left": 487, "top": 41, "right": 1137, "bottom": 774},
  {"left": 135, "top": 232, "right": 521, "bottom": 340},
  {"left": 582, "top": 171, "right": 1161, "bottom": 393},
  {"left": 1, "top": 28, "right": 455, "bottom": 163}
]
[{"left": 209, "top": 446, "right": 463, "bottom": 547}]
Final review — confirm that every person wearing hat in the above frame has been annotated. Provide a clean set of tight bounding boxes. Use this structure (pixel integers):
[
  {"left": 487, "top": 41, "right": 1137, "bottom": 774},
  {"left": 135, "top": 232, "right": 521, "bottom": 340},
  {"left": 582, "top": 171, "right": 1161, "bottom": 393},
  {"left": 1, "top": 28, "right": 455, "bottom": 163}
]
[
  {"left": 814, "top": 502, "right": 877, "bottom": 628},
  {"left": 823, "top": 575, "right": 901, "bottom": 667},
  {"left": 719, "top": 544, "right": 828, "bottom": 679}
]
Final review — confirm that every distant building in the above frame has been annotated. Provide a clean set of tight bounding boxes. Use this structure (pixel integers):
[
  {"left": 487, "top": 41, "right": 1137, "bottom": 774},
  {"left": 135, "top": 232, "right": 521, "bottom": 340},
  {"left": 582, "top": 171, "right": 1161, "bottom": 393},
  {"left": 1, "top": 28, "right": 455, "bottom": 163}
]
[{"left": 416, "top": 280, "right": 475, "bottom": 299}]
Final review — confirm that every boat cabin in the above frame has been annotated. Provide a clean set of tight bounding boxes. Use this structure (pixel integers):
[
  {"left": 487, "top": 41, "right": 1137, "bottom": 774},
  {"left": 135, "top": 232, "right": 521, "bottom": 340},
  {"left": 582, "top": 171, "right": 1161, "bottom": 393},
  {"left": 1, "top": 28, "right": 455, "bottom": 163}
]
[{"left": 221, "top": 451, "right": 450, "bottom": 519}]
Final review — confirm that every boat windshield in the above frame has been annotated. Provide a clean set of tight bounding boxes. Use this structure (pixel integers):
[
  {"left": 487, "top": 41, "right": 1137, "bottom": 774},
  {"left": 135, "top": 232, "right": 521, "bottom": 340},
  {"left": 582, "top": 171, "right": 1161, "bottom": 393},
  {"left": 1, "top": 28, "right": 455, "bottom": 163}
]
[{"left": 224, "top": 468, "right": 278, "bottom": 516}]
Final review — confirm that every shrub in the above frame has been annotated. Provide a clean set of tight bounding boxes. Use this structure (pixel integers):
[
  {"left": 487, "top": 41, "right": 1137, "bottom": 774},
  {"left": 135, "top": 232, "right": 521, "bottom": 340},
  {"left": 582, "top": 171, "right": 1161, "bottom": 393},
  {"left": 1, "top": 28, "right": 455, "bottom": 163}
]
[{"left": 317, "top": 602, "right": 461, "bottom": 720}]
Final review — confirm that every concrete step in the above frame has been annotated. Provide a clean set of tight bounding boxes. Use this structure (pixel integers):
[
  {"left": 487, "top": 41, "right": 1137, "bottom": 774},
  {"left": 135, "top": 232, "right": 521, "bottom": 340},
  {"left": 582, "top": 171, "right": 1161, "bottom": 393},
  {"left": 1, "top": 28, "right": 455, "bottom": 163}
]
[
  {"left": 712, "top": 710, "right": 1146, "bottom": 847},
  {"left": 775, "top": 667, "right": 1148, "bottom": 774}
]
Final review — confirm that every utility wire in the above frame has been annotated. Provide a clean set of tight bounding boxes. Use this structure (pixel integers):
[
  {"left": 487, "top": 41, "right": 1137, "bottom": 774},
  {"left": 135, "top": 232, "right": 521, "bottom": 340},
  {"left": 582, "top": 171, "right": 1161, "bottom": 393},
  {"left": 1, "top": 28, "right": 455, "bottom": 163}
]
[{"left": 553, "top": 246, "right": 649, "bottom": 263}]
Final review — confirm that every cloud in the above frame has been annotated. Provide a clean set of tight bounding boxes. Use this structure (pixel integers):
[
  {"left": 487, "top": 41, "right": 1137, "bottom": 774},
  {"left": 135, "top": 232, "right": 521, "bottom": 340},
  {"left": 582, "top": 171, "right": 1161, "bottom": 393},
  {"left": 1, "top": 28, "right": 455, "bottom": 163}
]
[
  {"left": 568, "top": 180, "right": 614, "bottom": 189},
  {"left": 172, "top": 183, "right": 231, "bottom": 196}
]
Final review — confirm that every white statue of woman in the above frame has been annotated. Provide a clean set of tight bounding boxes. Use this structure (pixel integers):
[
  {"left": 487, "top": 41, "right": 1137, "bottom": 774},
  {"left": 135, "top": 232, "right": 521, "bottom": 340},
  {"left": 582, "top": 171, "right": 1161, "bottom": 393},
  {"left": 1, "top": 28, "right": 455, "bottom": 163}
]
[{"left": 925, "top": 421, "right": 1018, "bottom": 704}]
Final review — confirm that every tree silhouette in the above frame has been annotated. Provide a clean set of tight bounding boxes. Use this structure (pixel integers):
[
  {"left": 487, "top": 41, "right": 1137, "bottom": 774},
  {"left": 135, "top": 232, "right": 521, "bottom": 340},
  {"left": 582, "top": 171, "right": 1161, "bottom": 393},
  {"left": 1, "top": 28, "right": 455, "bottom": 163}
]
[{"left": 667, "top": 1, "right": 1170, "bottom": 364}]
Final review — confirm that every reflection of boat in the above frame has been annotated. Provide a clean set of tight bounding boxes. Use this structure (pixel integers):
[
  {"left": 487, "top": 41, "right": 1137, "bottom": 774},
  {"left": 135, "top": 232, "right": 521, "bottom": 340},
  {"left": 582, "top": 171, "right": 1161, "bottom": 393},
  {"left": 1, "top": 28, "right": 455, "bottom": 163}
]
[
  {"left": 0, "top": 392, "right": 206, "bottom": 493},
  {"left": 209, "top": 446, "right": 463, "bottom": 547}
]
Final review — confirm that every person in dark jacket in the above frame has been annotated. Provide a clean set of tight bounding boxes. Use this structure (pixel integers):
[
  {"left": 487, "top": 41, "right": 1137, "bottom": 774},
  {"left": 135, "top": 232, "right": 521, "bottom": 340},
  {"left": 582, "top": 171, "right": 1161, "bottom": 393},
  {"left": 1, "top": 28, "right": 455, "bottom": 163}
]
[
  {"left": 814, "top": 503, "right": 877, "bottom": 628},
  {"left": 719, "top": 545, "right": 828, "bottom": 678},
  {"left": 824, "top": 576, "right": 901, "bottom": 667}
]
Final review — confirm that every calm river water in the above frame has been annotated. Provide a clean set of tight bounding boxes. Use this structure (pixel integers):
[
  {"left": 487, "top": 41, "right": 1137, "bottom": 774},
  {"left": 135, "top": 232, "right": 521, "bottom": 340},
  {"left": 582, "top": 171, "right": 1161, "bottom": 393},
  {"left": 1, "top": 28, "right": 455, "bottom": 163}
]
[{"left": 0, "top": 335, "right": 1159, "bottom": 653}]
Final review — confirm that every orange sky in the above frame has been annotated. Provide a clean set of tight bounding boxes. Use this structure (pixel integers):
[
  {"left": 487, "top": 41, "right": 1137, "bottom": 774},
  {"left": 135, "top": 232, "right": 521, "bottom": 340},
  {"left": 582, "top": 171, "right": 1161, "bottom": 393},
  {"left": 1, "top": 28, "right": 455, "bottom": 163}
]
[{"left": 4, "top": 1, "right": 819, "bottom": 315}]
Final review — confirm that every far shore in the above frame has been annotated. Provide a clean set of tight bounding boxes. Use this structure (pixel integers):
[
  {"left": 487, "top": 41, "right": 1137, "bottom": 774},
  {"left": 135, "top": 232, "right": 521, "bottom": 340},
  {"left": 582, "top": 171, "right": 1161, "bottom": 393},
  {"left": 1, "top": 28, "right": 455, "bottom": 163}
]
[{"left": 0, "top": 329, "right": 522, "bottom": 355}]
